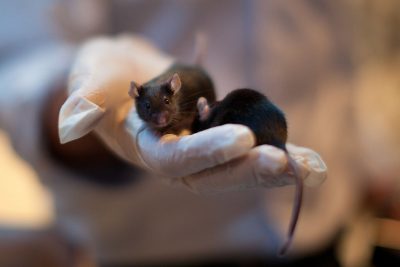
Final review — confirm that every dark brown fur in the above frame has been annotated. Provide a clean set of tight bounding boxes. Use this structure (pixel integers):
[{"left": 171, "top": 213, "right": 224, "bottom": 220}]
[{"left": 132, "top": 63, "right": 216, "bottom": 135}]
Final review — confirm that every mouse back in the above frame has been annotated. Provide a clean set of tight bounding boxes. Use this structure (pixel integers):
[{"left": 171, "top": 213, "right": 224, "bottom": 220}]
[{"left": 195, "top": 88, "right": 288, "bottom": 148}]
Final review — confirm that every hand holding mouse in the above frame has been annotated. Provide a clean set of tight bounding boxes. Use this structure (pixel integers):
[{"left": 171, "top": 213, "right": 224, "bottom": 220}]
[{"left": 59, "top": 35, "right": 327, "bottom": 193}]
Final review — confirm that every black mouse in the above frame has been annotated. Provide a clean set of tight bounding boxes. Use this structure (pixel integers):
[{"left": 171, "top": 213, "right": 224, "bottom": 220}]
[
  {"left": 192, "top": 88, "right": 303, "bottom": 256},
  {"left": 129, "top": 63, "right": 216, "bottom": 135}
]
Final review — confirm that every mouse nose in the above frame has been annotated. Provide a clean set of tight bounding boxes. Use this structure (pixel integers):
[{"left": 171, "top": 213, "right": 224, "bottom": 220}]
[{"left": 152, "top": 111, "right": 169, "bottom": 127}]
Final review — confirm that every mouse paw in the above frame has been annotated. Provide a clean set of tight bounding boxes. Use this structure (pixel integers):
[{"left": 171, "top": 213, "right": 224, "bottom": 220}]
[{"left": 197, "top": 97, "right": 210, "bottom": 121}]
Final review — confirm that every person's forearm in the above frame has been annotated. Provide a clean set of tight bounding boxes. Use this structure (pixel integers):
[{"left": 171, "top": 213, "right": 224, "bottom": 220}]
[{"left": 0, "top": 227, "right": 96, "bottom": 267}]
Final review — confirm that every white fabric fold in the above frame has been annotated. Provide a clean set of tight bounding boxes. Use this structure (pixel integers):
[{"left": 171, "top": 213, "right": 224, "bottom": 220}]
[{"left": 59, "top": 92, "right": 105, "bottom": 144}]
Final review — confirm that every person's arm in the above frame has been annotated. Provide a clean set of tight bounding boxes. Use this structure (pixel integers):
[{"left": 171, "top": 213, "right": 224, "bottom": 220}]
[{"left": 0, "top": 227, "right": 96, "bottom": 267}]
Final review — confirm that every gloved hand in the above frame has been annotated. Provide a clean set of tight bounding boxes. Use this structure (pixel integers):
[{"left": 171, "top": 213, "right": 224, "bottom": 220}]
[{"left": 59, "top": 35, "right": 327, "bottom": 194}]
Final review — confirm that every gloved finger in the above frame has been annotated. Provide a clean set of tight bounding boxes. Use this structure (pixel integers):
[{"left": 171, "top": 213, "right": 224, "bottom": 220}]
[
  {"left": 177, "top": 145, "right": 310, "bottom": 194},
  {"left": 136, "top": 124, "right": 256, "bottom": 177},
  {"left": 286, "top": 143, "right": 327, "bottom": 187}
]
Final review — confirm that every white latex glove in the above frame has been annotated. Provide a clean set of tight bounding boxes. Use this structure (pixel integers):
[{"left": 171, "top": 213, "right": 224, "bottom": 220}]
[{"left": 59, "top": 35, "right": 327, "bottom": 194}]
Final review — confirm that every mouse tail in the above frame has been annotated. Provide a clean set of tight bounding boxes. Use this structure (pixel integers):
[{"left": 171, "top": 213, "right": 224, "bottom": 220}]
[
  {"left": 278, "top": 152, "right": 304, "bottom": 256},
  {"left": 193, "top": 32, "right": 207, "bottom": 66}
]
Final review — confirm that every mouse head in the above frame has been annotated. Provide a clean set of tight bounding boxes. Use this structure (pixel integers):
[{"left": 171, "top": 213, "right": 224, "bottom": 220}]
[{"left": 129, "top": 73, "right": 182, "bottom": 129}]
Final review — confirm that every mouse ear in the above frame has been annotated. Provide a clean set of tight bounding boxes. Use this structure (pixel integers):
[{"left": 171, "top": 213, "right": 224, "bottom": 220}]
[
  {"left": 197, "top": 97, "right": 210, "bottom": 121},
  {"left": 169, "top": 73, "right": 181, "bottom": 95},
  {"left": 129, "top": 81, "right": 141, "bottom": 97}
]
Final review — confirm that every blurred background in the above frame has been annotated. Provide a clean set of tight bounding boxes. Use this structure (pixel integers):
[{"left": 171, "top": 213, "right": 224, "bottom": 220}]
[{"left": 0, "top": 0, "right": 400, "bottom": 267}]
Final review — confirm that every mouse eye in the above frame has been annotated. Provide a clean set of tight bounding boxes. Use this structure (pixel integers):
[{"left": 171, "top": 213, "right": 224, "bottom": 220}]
[
  {"left": 164, "top": 97, "right": 170, "bottom": 105},
  {"left": 145, "top": 102, "right": 151, "bottom": 109}
]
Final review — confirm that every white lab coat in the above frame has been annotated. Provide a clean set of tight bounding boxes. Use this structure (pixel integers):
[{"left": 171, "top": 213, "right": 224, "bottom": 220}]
[{"left": 0, "top": 0, "right": 363, "bottom": 264}]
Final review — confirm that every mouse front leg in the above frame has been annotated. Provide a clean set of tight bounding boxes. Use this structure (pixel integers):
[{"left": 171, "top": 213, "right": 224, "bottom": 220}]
[{"left": 197, "top": 97, "right": 210, "bottom": 121}]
